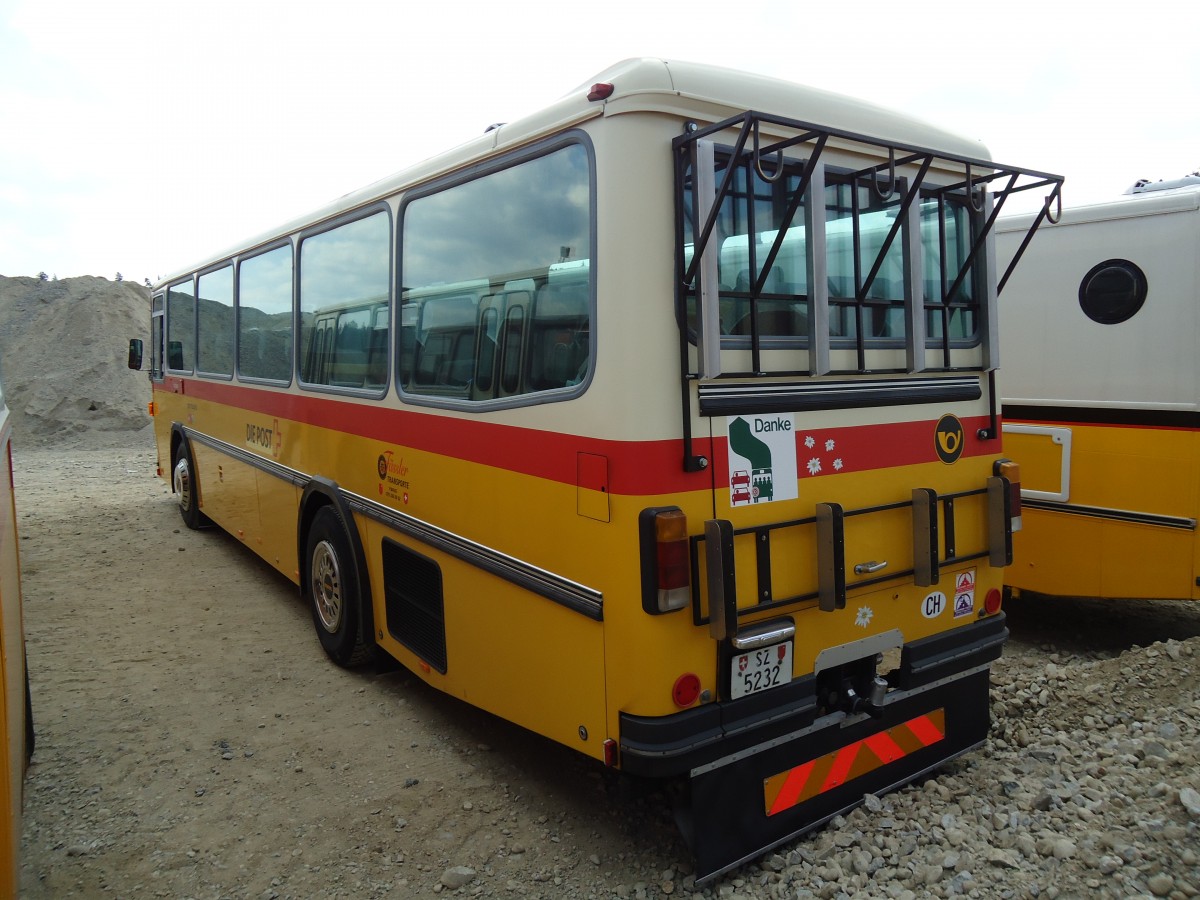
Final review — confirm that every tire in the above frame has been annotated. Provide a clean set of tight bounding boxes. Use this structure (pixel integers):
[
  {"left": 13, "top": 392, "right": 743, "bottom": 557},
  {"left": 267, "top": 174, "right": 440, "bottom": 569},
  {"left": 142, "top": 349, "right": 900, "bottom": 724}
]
[
  {"left": 172, "top": 439, "right": 211, "bottom": 530},
  {"left": 305, "top": 506, "right": 374, "bottom": 668}
]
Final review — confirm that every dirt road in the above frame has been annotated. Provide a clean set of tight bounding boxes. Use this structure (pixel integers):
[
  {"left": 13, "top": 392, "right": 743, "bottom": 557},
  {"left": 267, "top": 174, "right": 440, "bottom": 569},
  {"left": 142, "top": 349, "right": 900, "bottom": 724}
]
[{"left": 15, "top": 445, "right": 683, "bottom": 898}]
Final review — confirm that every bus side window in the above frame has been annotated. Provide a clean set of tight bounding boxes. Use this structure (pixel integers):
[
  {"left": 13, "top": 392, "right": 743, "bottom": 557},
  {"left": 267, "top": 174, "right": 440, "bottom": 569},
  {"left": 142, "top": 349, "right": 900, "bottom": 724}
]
[
  {"left": 366, "top": 304, "right": 389, "bottom": 387},
  {"left": 412, "top": 294, "right": 477, "bottom": 395},
  {"left": 474, "top": 304, "right": 500, "bottom": 396},
  {"left": 330, "top": 310, "right": 370, "bottom": 386},
  {"left": 499, "top": 301, "right": 526, "bottom": 396},
  {"left": 528, "top": 282, "right": 588, "bottom": 390}
]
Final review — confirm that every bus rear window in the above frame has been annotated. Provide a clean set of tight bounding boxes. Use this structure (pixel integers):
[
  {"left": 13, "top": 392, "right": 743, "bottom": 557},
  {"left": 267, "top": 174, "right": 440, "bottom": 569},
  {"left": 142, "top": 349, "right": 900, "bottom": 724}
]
[{"left": 681, "top": 154, "right": 983, "bottom": 357}]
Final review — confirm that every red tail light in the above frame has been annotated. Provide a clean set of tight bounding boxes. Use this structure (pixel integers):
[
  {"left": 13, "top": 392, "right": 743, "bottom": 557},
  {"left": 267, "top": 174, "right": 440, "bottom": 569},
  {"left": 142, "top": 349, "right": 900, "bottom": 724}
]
[
  {"left": 655, "top": 509, "right": 690, "bottom": 611},
  {"left": 640, "top": 507, "right": 691, "bottom": 613}
]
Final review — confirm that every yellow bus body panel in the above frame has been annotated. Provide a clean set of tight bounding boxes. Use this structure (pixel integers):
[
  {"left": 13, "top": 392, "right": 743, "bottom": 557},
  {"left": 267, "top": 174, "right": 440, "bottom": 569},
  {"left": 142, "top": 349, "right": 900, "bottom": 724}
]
[
  {"left": 1007, "top": 423, "right": 1199, "bottom": 600},
  {"left": 0, "top": 404, "right": 26, "bottom": 895},
  {"left": 153, "top": 382, "right": 1005, "bottom": 760}
]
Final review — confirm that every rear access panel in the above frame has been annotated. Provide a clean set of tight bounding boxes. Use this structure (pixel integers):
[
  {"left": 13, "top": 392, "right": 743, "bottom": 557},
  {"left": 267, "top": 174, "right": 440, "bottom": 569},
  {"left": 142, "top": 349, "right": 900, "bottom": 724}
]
[{"left": 686, "top": 668, "right": 991, "bottom": 883}]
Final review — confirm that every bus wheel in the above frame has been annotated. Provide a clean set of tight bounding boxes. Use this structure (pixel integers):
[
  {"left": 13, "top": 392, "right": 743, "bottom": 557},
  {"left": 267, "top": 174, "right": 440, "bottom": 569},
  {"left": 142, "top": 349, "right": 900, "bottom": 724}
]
[
  {"left": 172, "top": 440, "right": 210, "bottom": 530},
  {"left": 305, "top": 506, "right": 374, "bottom": 668}
]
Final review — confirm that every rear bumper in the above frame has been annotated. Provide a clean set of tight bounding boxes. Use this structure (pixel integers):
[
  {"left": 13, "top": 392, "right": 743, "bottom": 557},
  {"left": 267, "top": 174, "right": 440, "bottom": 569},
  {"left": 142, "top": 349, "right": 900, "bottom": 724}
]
[
  {"left": 617, "top": 614, "right": 1007, "bottom": 883},
  {"left": 618, "top": 613, "right": 1006, "bottom": 777}
]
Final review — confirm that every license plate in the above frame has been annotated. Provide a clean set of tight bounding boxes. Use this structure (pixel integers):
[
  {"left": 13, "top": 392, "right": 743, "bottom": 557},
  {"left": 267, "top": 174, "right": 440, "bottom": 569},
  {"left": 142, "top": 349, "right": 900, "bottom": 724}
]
[{"left": 730, "top": 641, "right": 792, "bottom": 699}]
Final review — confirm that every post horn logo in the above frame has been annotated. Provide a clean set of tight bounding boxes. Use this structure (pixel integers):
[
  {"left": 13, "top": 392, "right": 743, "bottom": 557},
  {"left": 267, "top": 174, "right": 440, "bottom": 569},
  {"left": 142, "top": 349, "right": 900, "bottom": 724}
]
[{"left": 934, "top": 414, "right": 965, "bottom": 464}]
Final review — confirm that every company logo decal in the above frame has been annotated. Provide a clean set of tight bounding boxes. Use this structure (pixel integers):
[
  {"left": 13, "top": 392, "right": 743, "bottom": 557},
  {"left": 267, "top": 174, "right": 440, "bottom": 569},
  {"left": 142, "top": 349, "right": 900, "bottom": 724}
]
[
  {"left": 934, "top": 414, "right": 965, "bottom": 464},
  {"left": 377, "top": 450, "right": 411, "bottom": 504},
  {"left": 246, "top": 418, "right": 283, "bottom": 458}
]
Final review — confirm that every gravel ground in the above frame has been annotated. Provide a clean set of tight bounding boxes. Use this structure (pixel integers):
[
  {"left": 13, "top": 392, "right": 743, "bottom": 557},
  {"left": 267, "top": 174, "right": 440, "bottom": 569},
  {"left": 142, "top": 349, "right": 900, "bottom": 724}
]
[{"left": 12, "top": 443, "right": 1200, "bottom": 899}]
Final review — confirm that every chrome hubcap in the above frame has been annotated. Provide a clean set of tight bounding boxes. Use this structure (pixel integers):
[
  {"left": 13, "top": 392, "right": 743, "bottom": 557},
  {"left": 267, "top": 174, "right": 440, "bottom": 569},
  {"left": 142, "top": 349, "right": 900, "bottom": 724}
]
[
  {"left": 311, "top": 540, "right": 342, "bottom": 633},
  {"left": 173, "top": 457, "right": 192, "bottom": 512}
]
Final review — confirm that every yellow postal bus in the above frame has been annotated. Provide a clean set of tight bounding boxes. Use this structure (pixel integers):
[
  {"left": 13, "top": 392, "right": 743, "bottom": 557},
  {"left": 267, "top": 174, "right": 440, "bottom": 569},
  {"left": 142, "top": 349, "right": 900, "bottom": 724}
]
[
  {"left": 999, "top": 176, "right": 1200, "bottom": 601},
  {"left": 131, "top": 59, "right": 1059, "bottom": 879},
  {"left": 0, "top": 355, "right": 32, "bottom": 895}
]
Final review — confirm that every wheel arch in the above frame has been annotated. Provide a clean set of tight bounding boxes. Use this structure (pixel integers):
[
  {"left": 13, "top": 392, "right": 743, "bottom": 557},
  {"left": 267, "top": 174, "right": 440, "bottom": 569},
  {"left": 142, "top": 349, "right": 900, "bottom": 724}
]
[{"left": 298, "top": 478, "right": 377, "bottom": 651}]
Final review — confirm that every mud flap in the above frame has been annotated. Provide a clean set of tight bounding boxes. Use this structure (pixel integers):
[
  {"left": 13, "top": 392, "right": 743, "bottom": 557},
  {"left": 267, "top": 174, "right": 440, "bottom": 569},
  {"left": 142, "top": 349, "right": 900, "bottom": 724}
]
[{"left": 685, "top": 668, "right": 992, "bottom": 884}]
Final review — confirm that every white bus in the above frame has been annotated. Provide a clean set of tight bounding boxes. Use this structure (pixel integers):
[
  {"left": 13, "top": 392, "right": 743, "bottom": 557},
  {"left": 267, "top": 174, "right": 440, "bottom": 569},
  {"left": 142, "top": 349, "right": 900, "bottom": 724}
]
[{"left": 999, "top": 175, "right": 1200, "bottom": 601}]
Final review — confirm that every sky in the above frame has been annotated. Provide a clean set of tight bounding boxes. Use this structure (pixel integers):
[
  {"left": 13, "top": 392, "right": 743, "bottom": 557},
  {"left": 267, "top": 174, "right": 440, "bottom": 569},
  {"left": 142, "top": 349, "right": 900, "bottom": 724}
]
[{"left": 1, "top": 0, "right": 1197, "bottom": 284}]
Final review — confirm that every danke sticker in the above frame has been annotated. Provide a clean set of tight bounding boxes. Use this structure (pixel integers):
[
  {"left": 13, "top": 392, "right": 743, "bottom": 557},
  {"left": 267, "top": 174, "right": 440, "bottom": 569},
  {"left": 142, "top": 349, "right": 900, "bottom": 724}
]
[{"left": 727, "top": 414, "right": 799, "bottom": 505}]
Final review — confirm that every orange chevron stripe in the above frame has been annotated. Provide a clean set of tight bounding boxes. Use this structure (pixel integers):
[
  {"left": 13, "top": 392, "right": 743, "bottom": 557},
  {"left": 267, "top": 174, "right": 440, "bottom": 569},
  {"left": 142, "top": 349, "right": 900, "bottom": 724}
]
[
  {"left": 821, "top": 740, "right": 860, "bottom": 792},
  {"left": 763, "top": 708, "right": 946, "bottom": 817},
  {"left": 907, "top": 709, "right": 946, "bottom": 745},
  {"left": 765, "top": 759, "right": 817, "bottom": 816}
]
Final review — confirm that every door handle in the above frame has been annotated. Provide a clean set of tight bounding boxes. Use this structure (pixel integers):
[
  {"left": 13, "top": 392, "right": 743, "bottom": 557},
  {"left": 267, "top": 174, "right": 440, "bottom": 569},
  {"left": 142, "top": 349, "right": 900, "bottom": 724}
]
[{"left": 853, "top": 560, "right": 888, "bottom": 576}]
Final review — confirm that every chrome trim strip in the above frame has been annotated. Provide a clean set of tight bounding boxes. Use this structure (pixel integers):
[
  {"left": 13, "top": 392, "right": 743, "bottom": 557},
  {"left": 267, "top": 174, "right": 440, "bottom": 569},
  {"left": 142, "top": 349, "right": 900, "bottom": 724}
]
[
  {"left": 731, "top": 618, "right": 796, "bottom": 651},
  {"left": 181, "top": 426, "right": 605, "bottom": 620},
  {"left": 1022, "top": 498, "right": 1196, "bottom": 531},
  {"left": 183, "top": 427, "right": 308, "bottom": 487},
  {"left": 344, "top": 492, "right": 604, "bottom": 621}
]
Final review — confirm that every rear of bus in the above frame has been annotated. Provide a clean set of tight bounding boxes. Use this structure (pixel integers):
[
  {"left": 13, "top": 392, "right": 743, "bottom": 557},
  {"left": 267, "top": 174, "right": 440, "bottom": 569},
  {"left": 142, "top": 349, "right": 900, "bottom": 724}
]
[{"left": 591, "top": 60, "right": 1061, "bottom": 880}]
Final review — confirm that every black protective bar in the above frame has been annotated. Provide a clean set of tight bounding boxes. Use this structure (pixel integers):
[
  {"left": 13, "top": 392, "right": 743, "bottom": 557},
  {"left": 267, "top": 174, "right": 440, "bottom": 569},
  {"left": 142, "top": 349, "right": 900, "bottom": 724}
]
[
  {"left": 676, "top": 110, "right": 1063, "bottom": 286},
  {"left": 674, "top": 110, "right": 1064, "bottom": 471}
]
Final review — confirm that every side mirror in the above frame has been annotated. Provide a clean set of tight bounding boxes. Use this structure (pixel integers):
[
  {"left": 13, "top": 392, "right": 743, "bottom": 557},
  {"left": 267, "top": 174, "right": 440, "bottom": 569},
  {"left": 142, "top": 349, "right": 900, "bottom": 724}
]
[{"left": 127, "top": 338, "right": 144, "bottom": 371}]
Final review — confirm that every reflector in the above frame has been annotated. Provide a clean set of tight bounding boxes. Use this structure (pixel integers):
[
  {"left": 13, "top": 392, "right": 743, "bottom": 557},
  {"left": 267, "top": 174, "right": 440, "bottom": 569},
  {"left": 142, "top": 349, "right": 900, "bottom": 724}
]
[
  {"left": 673, "top": 673, "right": 701, "bottom": 708},
  {"left": 984, "top": 588, "right": 1003, "bottom": 615}
]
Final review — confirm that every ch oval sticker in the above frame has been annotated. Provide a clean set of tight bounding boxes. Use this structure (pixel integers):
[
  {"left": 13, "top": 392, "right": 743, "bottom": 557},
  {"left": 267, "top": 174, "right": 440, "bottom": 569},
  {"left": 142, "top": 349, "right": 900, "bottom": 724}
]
[
  {"left": 934, "top": 414, "right": 965, "bottom": 464},
  {"left": 922, "top": 591, "right": 947, "bottom": 619}
]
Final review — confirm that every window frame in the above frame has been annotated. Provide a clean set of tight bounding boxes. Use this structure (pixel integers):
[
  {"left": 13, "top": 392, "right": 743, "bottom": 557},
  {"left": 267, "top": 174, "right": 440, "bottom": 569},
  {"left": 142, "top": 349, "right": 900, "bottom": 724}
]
[
  {"left": 195, "top": 261, "right": 236, "bottom": 380},
  {"left": 681, "top": 151, "right": 986, "bottom": 358},
  {"left": 396, "top": 131, "right": 597, "bottom": 413},
  {"left": 296, "top": 203, "right": 393, "bottom": 399},
  {"left": 165, "top": 276, "right": 196, "bottom": 374},
  {"left": 236, "top": 240, "right": 295, "bottom": 386}
]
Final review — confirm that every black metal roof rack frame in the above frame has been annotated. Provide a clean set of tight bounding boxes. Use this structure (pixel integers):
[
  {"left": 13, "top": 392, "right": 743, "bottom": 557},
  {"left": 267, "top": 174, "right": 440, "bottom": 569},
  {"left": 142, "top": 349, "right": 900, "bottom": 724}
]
[{"left": 673, "top": 110, "right": 1063, "bottom": 473}]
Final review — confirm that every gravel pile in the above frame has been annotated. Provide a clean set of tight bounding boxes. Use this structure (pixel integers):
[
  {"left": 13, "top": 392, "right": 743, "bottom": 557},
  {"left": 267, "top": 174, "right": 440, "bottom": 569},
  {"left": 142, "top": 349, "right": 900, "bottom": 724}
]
[
  {"left": 0, "top": 274, "right": 151, "bottom": 447},
  {"left": 711, "top": 635, "right": 1199, "bottom": 900}
]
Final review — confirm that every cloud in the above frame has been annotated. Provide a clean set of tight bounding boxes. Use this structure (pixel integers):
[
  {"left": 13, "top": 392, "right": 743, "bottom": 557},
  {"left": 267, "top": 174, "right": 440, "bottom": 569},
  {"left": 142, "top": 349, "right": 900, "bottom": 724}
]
[{"left": 0, "top": 0, "right": 1197, "bottom": 278}]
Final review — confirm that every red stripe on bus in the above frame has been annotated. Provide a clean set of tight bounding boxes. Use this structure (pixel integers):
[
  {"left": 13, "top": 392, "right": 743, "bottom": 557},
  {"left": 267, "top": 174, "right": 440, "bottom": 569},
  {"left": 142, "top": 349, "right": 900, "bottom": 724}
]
[{"left": 156, "top": 379, "right": 991, "bottom": 494}]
